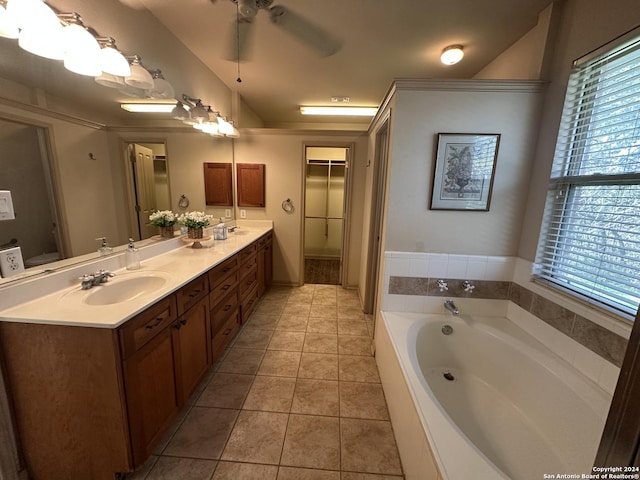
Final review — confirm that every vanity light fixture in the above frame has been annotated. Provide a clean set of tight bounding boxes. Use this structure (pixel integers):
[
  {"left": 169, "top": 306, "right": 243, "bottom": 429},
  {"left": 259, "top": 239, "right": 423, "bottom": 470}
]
[
  {"left": 96, "top": 37, "right": 131, "bottom": 77},
  {"left": 58, "top": 14, "right": 102, "bottom": 77},
  {"left": 171, "top": 101, "right": 190, "bottom": 120},
  {"left": 120, "top": 103, "right": 178, "bottom": 113},
  {"left": 440, "top": 45, "right": 464, "bottom": 65},
  {"left": 299, "top": 106, "right": 378, "bottom": 116},
  {"left": 124, "top": 55, "right": 154, "bottom": 90},
  {"left": 147, "top": 69, "right": 175, "bottom": 99},
  {"left": 0, "top": 3, "right": 19, "bottom": 39},
  {"left": 13, "top": 0, "right": 64, "bottom": 60}
]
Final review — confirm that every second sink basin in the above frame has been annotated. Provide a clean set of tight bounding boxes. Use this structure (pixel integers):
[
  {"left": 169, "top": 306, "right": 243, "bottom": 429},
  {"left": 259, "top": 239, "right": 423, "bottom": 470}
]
[{"left": 85, "top": 273, "right": 169, "bottom": 306}]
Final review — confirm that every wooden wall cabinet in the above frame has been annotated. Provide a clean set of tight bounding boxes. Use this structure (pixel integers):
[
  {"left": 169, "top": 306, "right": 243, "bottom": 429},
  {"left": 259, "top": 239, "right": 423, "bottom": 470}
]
[
  {"left": 203, "top": 162, "right": 233, "bottom": 206},
  {"left": 237, "top": 163, "right": 265, "bottom": 207}
]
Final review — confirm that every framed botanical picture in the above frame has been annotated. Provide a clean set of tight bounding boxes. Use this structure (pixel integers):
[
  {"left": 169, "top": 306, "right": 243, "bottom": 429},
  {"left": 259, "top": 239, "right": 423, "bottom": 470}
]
[{"left": 430, "top": 133, "right": 500, "bottom": 211}]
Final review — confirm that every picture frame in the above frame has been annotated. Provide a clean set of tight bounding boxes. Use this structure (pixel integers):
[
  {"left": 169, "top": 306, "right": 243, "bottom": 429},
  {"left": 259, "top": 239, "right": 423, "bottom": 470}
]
[{"left": 430, "top": 133, "right": 500, "bottom": 211}]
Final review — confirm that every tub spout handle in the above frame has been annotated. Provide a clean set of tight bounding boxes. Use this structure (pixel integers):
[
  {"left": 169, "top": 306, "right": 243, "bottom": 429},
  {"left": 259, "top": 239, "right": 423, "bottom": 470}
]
[
  {"left": 444, "top": 300, "right": 459, "bottom": 315},
  {"left": 463, "top": 280, "right": 475, "bottom": 293},
  {"left": 437, "top": 279, "right": 448, "bottom": 292}
]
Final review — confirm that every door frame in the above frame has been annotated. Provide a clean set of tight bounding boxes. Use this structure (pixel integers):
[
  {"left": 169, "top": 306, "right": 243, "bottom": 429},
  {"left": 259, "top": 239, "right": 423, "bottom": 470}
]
[{"left": 300, "top": 142, "right": 355, "bottom": 287}]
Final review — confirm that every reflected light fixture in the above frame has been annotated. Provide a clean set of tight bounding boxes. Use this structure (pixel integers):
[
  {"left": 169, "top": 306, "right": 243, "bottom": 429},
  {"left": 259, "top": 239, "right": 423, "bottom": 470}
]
[
  {"left": 121, "top": 103, "right": 178, "bottom": 113},
  {"left": 171, "top": 101, "right": 189, "bottom": 120},
  {"left": 440, "top": 45, "right": 464, "bottom": 65},
  {"left": 0, "top": 3, "right": 19, "bottom": 39},
  {"left": 147, "top": 69, "right": 175, "bottom": 99},
  {"left": 125, "top": 55, "right": 154, "bottom": 90},
  {"left": 95, "top": 72, "right": 125, "bottom": 88},
  {"left": 299, "top": 106, "right": 378, "bottom": 116}
]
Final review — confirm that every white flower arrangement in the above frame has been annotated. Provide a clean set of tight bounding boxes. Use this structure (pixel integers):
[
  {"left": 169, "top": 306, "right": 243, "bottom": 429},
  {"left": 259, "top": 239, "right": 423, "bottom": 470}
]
[
  {"left": 178, "top": 211, "right": 212, "bottom": 229},
  {"left": 149, "top": 210, "right": 177, "bottom": 227}
]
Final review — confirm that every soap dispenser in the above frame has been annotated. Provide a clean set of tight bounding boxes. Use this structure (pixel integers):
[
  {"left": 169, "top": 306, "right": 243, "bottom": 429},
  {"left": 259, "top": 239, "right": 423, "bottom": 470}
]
[
  {"left": 126, "top": 238, "right": 140, "bottom": 270},
  {"left": 96, "top": 237, "right": 113, "bottom": 256}
]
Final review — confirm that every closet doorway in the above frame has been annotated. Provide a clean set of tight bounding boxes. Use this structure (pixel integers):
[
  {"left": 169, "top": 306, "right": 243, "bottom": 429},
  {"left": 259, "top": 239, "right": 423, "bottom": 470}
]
[{"left": 303, "top": 146, "right": 350, "bottom": 285}]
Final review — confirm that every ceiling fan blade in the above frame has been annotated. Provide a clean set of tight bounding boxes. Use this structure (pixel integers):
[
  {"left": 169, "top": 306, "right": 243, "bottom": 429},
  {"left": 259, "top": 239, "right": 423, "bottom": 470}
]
[
  {"left": 225, "top": 16, "right": 255, "bottom": 62},
  {"left": 269, "top": 6, "right": 341, "bottom": 57}
]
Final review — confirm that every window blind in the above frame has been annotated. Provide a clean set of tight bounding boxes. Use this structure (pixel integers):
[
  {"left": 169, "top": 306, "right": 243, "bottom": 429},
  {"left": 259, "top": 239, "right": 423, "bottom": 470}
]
[{"left": 534, "top": 34, "right": 640, "bottom": 317}]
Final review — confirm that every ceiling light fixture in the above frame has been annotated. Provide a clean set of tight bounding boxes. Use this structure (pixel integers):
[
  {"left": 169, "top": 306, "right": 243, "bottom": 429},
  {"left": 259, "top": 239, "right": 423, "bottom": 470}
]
[
  {"left": 440, "top": 45, "right": 464, "bottom": 65},
  {"left": 299, "top": 106, "right": 378, "bottom": 116},
  {"left": 121, "top": 103, "right": 178, "bottom": 113}
]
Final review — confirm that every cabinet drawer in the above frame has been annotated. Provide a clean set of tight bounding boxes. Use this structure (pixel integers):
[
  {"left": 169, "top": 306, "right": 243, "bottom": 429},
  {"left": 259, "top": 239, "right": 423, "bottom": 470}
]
[
  {"left": 211, "top": 309, "right": 240, "bottom": 361},
  {"left": 209, "top": 270, "right": 239, "bottom": 306},
  {"left": 258, "top": 232, "right": 272, "bottom": 249},
  {"left": 240, "top": 284, "right": 259, "bottom": 323},
  {"left": 238, "top": 242, "right": 257, "bottom": 264},
  {"left": 239, "top": 254, "right": 257, "bottom": 279},
  {"left": 209, "top": 255, "right": 239, "bottom": 289},
  {"left": 239, "top": 264, "right": 257, "bottom": 299},
  {"left": 211, "top": 290, "right": 239, "bottom": 335},
  {"left": 176, "top": 274, "right": 209, "bottom": 315},
  {"left": 119, "top": 295, "right": 178, "bottom": 359}
]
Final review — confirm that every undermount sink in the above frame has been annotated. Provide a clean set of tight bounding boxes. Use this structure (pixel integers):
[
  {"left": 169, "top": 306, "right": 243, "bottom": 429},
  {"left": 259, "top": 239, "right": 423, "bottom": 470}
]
[{"left": 61, "top": 271, "right": 171, "bottom": 306}]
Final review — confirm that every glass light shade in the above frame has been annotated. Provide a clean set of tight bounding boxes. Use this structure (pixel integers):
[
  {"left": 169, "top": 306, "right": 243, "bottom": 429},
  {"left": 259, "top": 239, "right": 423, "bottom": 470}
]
[
  {"left": 118, "top": 84, "right": 148, "bottom": 98},
  {"left": 190, "top": 101, "right": 208, "bottom": 121},
  {"left": 238, "top": 0, "right": 258, "bottom": 18},
  {"left": 228, "top": 125, "right": 240, "bottom": 138},
  {"left": 440, "top": 45, "right": 464, "bottom": 65},
  {"left": 147, "top": 78, "right": 175, "bottom": 99},
  {"left": 99, "top": 46, "right": 131, "bottom": 77},
  {"left": 0, "top": 5, "right": 19, "bottom": 39},
  {"left": 95, "top": 72, "right": 125, "bottom": 88},
  {"left": 18, "top": 25, "right": 64, "bottom": 60},
  {"left": 7, "top": 0, "right": 58, "bottom": 30},
  {"left": 125, "top": 62, "right": 153, "bottom": 90},
  {"left": 218, "top": 118, "right": 234, "bottom": 136},
  {"left": 171, "top": 102, "right": 189, "bottom": 120},
  {"left": 62, "top": 24, "right": 102, "bottom": 76},
  {"left": 200, "top": 123, "right": 220, "bottom": 135}
]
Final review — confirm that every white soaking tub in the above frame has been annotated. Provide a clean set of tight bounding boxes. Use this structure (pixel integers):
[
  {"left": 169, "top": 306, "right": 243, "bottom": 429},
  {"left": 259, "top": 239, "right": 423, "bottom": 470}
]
[{"left": 376, "top": 312, "right": 612, "bottom": 480}]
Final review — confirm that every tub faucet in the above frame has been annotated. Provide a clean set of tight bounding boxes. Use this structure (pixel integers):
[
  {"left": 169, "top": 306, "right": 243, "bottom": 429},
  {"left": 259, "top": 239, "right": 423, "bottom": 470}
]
[{"left": 444, "top": 300, "right": 459, "bottom": 316}]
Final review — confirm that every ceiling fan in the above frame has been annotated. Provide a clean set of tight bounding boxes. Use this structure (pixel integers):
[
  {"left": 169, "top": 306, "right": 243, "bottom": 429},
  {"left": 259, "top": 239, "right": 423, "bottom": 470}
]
[{"left": 223, "top": 0, "right": 342, "bottom": 62}]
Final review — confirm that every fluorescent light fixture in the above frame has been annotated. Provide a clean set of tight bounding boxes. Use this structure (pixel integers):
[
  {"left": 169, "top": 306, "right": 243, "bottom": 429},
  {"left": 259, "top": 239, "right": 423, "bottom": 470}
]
[
  {"left": 300, "top": 106, "right": 377, "bottom": 116},
  {"left": 440, "top": 45, "right": 464, "bottom": 65},
  {"left": 121, "top": 103, "right": 178, "bottom": 113}
]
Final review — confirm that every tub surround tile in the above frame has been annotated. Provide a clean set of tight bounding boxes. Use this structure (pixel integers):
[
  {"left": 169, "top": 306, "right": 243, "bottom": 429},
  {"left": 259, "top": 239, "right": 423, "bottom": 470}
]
[
  {"left": 291, "top": 379, "right": 340, "bottom": 416},
  {"left": 278, "top": 466, "right": 340, "bottom": 480},
  {"left": 340, "top": 418, "right": 402, "bottom": 475},
  {"left": 146, "top": 456, "right": 217, "bottom": 480},
  {"left": 530, "top": 294, "right": 576, "bottom": 336},
  {"left": 213, "top": 461, "right": 278, "bottom": 480},
  {"left": 196, "top": 373, "right": 254, "bottom": 409},
  {"left": 389, "top": 276, "right": 510, "bottom": 300},
  {"left": 243, "top": 375, "right": 296, "bottom": 412},
  {"left": 388, "top": 277, "right": 428, "bottom": 296},
  {"left": 164, "top": 407, "right": 238, "bottom": 459},
  {"left": 221, "top": 410, "right": 289, "bottom": 464},
  {"left": 572, "top": 315, "right": 627, "bottom": 367},
  {"left": 299, "top": 353, "right": 339, "bottom": 380},
  {"left": 281, "top": 414, "right": 341, "bottom": 470},
  {"left": 509, "top": 283, "right": 534, "bottom": 311}
]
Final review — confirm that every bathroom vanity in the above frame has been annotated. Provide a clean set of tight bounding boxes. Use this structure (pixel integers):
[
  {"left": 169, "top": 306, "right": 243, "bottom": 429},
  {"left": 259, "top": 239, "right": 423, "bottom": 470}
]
[{"left": 0, "top": 225, "right": 272, "bottom": 480}]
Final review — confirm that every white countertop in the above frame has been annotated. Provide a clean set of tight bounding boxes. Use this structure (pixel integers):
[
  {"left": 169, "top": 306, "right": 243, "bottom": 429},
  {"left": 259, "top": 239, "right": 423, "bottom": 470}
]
[{"left": 0, "top": 224, "right": 272, "bottom": 329}]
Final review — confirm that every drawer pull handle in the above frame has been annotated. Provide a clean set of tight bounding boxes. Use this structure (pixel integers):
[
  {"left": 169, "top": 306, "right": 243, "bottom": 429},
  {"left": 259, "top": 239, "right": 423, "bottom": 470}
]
[
  {"left": 181, "top": 319, "right": 187, "bottom": 326},
  {"left": 145, "top": 317, "right": 164, "bottom": 329},
  {"left": 173, "top": 322, "right": 182, "bottom": 330},
  {"left": 188, "top": 290, "right": 201, "bottom": 298},
  {"left": 222, "top": 267, "right": 231, "bottom": 273},
  {"left": 223, "top": 305, "right": 232, "bottom": 312},
  {"left": 222, "top": 284, "right": 231, "bottom": 291},
  {"left": 223, "top": 328, "right": 232, "bottom": 335}
]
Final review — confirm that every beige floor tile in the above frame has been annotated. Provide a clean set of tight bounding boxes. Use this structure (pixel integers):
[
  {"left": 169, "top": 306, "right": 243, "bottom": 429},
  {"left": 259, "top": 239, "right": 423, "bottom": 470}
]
[
  {"left": 298, "top": 353, "right": 339, "bottom": 380},
  {"left": 152, "top": 404, "right": 190, "bottom": 455},
  {"left": 268, "top": 331, "right": 306, "bottom": 351},
  {"left": 255, "top": 300, "right": 286, "bottom": 316},
  {"left": 126, "top": 454, "right": 158, "bottom": 479},
  {"left": 221, "top": 410, "right": 289, "bottom": 465},
  {"left": 278, "top": 466, "right": 340, "bottom": 480},
  {"left": 196, "top": 373, "right": 253, "bottom": 409},
  {"left": 340, "top": 473, "right": 403, "bottom": 480},
  {"left": 339, "top": 356, "right": 381, "bottom": 383},
  {"left": 337, "top": 308, "right": 366, "bottom": 321},
  {"left": 307, "top": 317, "right": 338, "bottom": 334},
  {"left": 164, "top": 407, "right": 238, "bottom": 459},
  {"left": 337, "top": 294, "right": 361, "bottom": 309},
  {"left": 146, "top": 456, "right": 217, "bottom": 480},
  {"left": 277, "top": 315, "right": 309, "bottom": 332},
  {"left": 337, "top": 320, "right": 369, "bottom": 336},
  {"left": 282, "top": 303, "right": 312, "bottom": 317},
  {"left": 218, "top": 348, "right": 264, "bottom": 375},
  {"left": 281, "top": 414, "right": 341, "bottom": 470},
  {"left": 340, "top": 418, "right": 402, "bottom": 475},
  {"left": 233, "top": 327, "right": 273, "bottom": 349},
  {"left": 258, "top": 350, "right": 302, "bottom": 377},
  {"left": 243, "top": 376, "right": 296, "bottom": 412},
  {"left": 247, "top": 313, "right": 281, "bottom": 330},
  {"left": 291, "top": 379, "right": 339, "bottom": 416},
  {"left": 309, "top": 304, "right": 338, "bottom": 319},
  {"left": 312, "top": 292, "right": 338, "bottom": 306},
  {"left": 262, "top": 287, "right": 294, "bottom": 301},
  {"left": 339, "top": 382, "right": 389, "bottom": 420},
  {"left": 213, "top": 461, "right": 278, "bottom": 480},
  {"left": 303, "top": 333, "right": 338, "bottom": 354},
  {"left": 288, "top": 291, "right": 314, "bottom": 304},
  {"left": 315, "top": 285, "right": 338, "bottom": 294},
  {"left": 338, "top": 335, "right": 372, "bottom": 356}
]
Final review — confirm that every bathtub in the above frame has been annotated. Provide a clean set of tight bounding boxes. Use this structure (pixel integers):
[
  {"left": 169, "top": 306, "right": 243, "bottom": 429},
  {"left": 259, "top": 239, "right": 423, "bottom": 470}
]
[{"left": 376, "top": 312, "right": 612, "bottom": 480}]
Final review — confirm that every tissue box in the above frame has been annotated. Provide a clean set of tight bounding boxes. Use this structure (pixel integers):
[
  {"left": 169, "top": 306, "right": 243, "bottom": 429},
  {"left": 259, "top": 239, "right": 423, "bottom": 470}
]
[{"left": 213, "top": 224, "right": 228, "bottom": 240}]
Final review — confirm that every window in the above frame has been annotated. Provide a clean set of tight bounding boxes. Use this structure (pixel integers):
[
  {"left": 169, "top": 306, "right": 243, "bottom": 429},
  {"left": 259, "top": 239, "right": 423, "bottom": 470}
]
[{"left": 534, "top": 31, "right": 640, "bottom": 317}]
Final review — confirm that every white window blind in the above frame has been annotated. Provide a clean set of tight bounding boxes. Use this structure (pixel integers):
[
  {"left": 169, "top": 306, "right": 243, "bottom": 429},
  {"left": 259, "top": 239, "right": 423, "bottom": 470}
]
[{"left": 534, "top": 32, "right": 640, "bottom": 317}]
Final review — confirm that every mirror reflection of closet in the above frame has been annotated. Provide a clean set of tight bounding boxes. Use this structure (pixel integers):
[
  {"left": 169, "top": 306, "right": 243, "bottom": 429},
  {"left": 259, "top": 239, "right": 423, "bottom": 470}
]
[
  {"left": 0, "top": 117, "right": 64, "bottom": 269},
  {"left": 303, "top": 146, "right": 349, "bottom": 285},
  {"left": 125, "top": 142, "right": 171, "bottom": 240}
]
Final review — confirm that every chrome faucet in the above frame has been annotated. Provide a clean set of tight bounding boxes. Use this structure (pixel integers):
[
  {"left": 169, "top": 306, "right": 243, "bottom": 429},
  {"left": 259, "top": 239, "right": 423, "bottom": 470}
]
[
  {"left": 79, "top": 269, "right": 115, "bottom": 290},
  {"left": 437, "top": 279, "right": 449, "bottom": 292},
  {"left": 462, "top": 280, "right": 475, "bottom": 293},
  {"left": 444, "top": 299, "right": 459, "bottom": 315}
]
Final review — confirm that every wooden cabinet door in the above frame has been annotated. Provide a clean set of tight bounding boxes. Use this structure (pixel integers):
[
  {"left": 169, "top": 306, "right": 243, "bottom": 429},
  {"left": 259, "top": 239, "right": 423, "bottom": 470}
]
[
  {"left": 203, "top": 163, "right": 233, "bottom": 206},
  {"left": 123, "top": 326, "right": 180, "bottom": 466},
  {"left": 237, "top": 163, "right": 265, "bottom": 207},
  {"left": 174, "top": 296, "right": 211, "bottom": 404}
]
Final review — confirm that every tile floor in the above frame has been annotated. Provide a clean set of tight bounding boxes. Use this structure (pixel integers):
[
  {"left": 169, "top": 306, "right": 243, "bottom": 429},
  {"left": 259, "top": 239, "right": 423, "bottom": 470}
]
[{"left": 127, "top": 284, "right": 403, "bottom": 480}]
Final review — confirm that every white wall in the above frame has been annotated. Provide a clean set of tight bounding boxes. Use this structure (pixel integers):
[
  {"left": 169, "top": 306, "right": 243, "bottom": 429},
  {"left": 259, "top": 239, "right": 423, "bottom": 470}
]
[{"left": 234, "top": 130, "right": 368, "bottom": 287}]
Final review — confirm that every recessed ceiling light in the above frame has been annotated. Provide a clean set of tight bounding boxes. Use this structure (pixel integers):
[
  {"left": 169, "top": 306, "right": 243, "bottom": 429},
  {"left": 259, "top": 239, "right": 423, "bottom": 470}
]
[
  {"left": 121, "top": 103, "right": 177, "bottom": 113},
  {"left": 440, "top": 45, "right": 464, "bottom": 65},
  {"left": 300, "top": 106, "right": 378, "bottom": 116}
]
